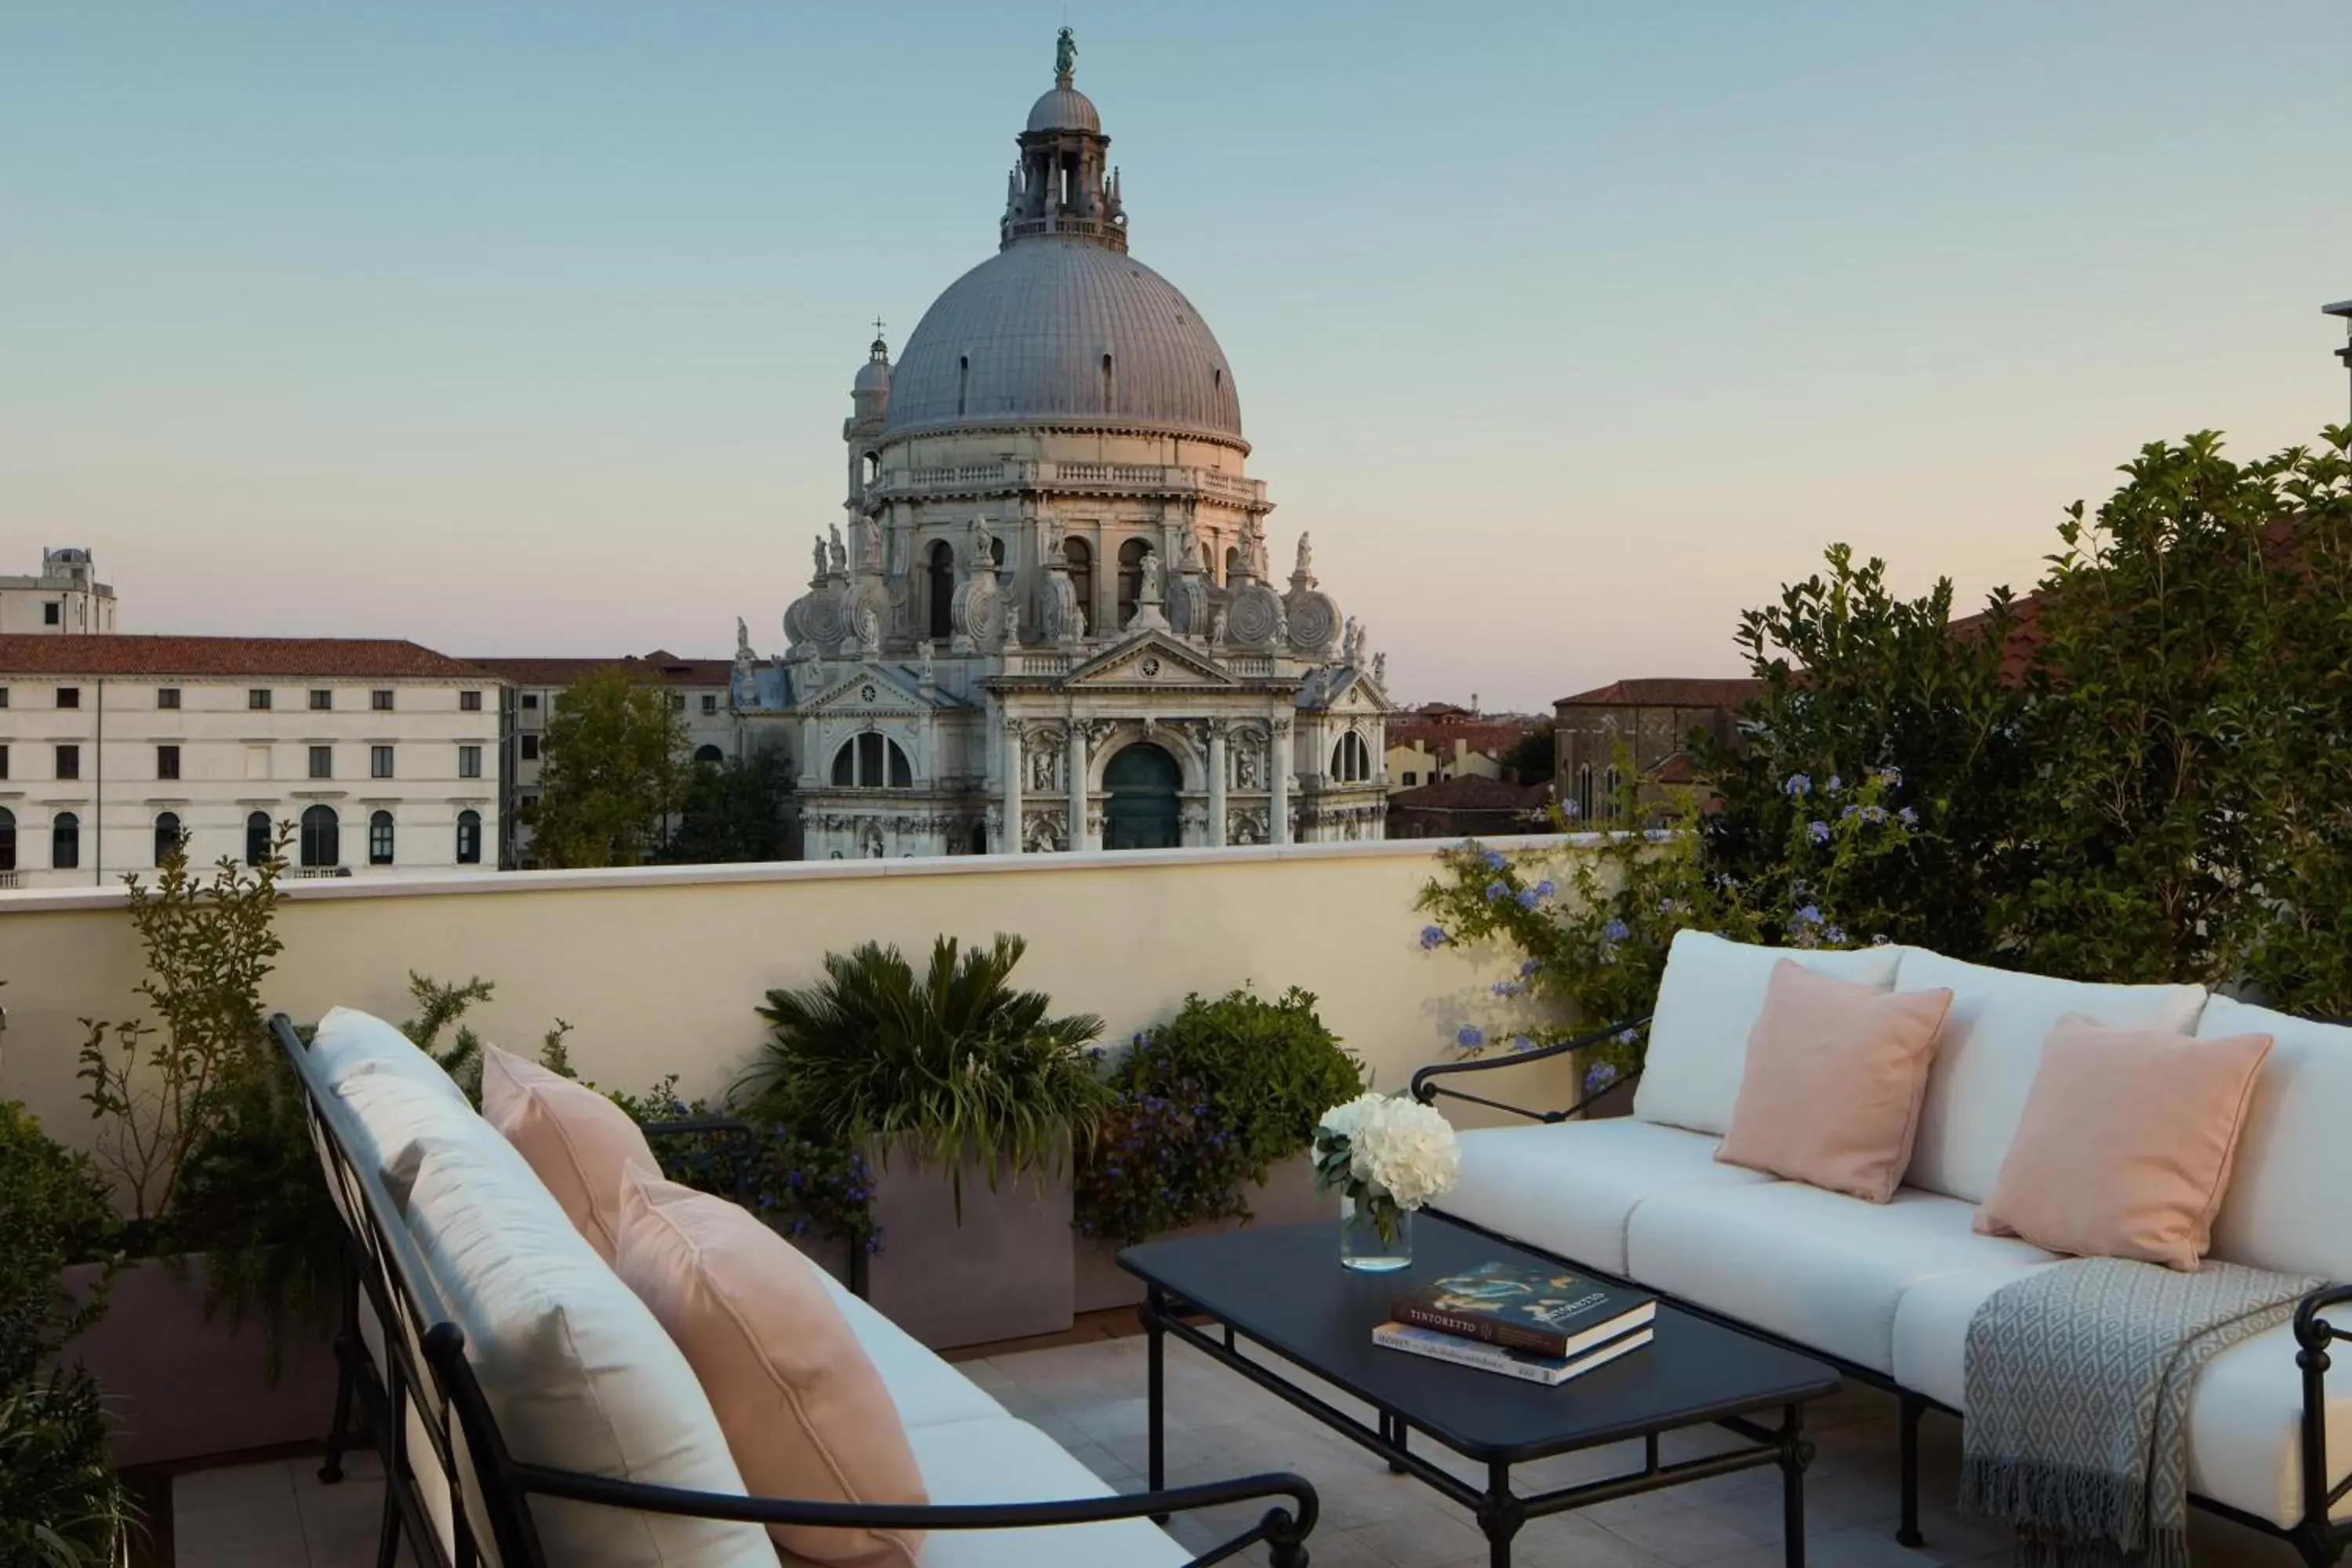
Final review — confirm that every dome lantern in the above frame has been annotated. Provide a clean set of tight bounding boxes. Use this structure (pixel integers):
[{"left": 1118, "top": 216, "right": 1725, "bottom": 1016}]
[{"left": 1000, "top": 27, "right": 1126, "bottom": 254}]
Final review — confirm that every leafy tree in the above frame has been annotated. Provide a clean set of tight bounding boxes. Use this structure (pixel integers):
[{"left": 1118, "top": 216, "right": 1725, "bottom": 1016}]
[
  {"left": 661, "top": 747, "right": 793, "bottom": 864},
  {"left": 1498, "top": 723, "right": 1555, "bottom": 785},
  {"left": 530, "top": 666, "right": 688, "bottom": 868}
]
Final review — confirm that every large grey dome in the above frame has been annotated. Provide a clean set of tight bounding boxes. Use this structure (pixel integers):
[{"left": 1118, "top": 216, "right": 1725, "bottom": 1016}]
[
  {"left": 1027, "top": 83, "right": 1100, "bottom": 133},
  {"left": 881, "top": 238, "right": 1243, "bottom": 444}
]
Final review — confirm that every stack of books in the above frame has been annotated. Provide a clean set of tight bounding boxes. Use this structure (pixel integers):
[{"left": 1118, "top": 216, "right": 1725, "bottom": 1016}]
[{"left": 1373, "top": 1261, "right": 1656, "bottom": 1385}]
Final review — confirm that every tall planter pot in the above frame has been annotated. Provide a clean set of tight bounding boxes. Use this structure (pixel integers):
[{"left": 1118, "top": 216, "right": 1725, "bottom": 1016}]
[
  {"left": 60, "top": 1255, "right": 339, "bottom": 1468},
  {"left": 1073, "top": 1152, "right": 1327, "bottom": 1313},
  {"left": 864, "top": 1141, "right": 1075, "bottom": 1350}
]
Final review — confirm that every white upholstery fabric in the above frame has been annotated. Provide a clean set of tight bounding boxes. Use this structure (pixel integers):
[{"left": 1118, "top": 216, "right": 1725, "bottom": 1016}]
[
  {"left": 1632, "top": 931, "right": 1904, "bottom": 1136},
  {"left": 832, "top": 1417, "right": 1189, "bottom": 1568},
  {"left": 333, "top": 1071, "right": 499, "bottom": 1196},
  {"left": 399, "top": 1131, "right": 777, "bottom": 1568},
  {"left": 1625, "top": 1181, "right": 2059, "bottom": 1373},
  {"left": 813, "top": 1266, "right": 1008, "bottom": 1432},
  {"left": 310, "top": 1005, "right": 468, "bottom": 1098},
  {"left": 1896, "top": 951, "right": 2207, "bottom": 1203},
  {"left": 1891, "top": 1267, "right": 2352, "bottom": 1527},
  {"left": 2201, "top": 997, "right": 2352, "bottom": 1283},
  {"left": 1439, "top": 1118, "right": 1772, "bottom": 1276}
]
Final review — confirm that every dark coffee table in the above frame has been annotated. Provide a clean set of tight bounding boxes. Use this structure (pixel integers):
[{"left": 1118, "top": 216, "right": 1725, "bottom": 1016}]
[{"left": 1120, "top": 1216, "right": 1839, "bottom": 1567}]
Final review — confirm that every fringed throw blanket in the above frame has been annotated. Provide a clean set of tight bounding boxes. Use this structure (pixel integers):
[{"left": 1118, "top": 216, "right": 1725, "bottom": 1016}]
[{"left": 1960, "top": 1257, "right": 2320, "bottom": 1568}]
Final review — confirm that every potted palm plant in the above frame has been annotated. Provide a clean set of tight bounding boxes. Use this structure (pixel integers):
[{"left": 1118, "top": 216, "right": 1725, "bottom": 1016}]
[{"left": 746, "top": 934, "right": 1107, "bottom": 1348}]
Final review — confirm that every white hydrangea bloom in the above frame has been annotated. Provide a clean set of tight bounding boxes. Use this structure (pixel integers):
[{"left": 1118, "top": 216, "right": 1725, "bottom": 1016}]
[
  {"left": 1317, "top": 1091, "right": 1388, "bottom": 1145},
  {"left": 1341, "top": 1094, "right": 1460, "bottom": 1212}
]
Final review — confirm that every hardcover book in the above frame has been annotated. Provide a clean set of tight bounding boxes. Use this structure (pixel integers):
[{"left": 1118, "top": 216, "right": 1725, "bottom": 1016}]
[
  {"left": 1391, "top": 1260, "right": 1655, "bottom": 1359},
  {"left": 1372, "top": 1321, "right": 1654, "bottom": 1385}
]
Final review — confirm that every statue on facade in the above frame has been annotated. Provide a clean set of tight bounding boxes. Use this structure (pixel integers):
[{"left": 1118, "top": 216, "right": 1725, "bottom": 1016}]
[
  {"left": 1237, "top": 517, "right": 1264, "bottom": 581},
  {"left": 917, "top": 639, "right": 936, "bottom": 685},
  {"left": 1209, "top": 607, "right": 1226, "bottom": 646},
  {"left": 1294, "top": 532, "right": 1314, "bottom": 581},
  {"left": 811, "top": 534, "right": 828, "bottom": 580},
  {"left": 1054, "top": 25, "right": 1076, "bottom": 82},
  {"left": 854, "top": 604, "right": 880, "bottom": 655},
  {"left": 1172, "top": 514, "right": 1199, "bottom": 572},
  {"left": 827, "top": 524, "right": 848, "bottom": 575},
  {"left": 735, "top": 616, "right": 754, "bottom": 662},
  {"left": 1028, "top": 739, "right": 1058, "bottom": 794},
  {"left": 1373, "top": 651, "right": 1388, "bottom": 686},
  {"left": 1140, "top": 547, "right": 1164, "bottom": 606},
  {"left": 1342, "top": 616, "right": 1362, "bottom": 664}
]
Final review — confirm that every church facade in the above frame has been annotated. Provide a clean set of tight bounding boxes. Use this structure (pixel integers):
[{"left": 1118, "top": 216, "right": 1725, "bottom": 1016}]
[{"left": 733, "top": 32, "right": 1392, "bottom": 859}]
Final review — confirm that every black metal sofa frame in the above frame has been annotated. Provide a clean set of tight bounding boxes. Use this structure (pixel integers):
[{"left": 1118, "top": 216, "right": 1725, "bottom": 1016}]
[
  {"left": 1411, "top": 1017, "right": 2352, "bottom": 1568},
  {"left": 273, "top": 1014, "right": 1319, "bottom": 1568}
]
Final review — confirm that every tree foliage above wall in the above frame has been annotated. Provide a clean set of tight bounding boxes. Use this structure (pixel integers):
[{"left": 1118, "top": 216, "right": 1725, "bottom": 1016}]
[{"left": 530, "top": 666, "right": 690, "bottom": 868}]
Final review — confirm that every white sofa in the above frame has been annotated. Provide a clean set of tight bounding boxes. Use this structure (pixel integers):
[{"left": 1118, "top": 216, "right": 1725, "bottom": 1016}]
[
  {"left": 1420, "top": 933, "right": 2352, "bottom": 1561},
  {"left": 285, "top": 1007, "right": 1312, "bottom": 1568}
]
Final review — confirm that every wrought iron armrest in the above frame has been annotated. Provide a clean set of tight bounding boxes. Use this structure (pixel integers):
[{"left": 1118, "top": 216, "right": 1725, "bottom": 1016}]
[
  {"left": 1409, "top": 1014, "right": 1650, "bottom": 1123},
  {"left": 2290, "top": 1283, "right": 2352, "bottom": 1537}
]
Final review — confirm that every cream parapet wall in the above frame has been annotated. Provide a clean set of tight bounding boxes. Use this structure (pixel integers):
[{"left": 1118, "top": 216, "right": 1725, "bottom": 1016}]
[{"left": 0, "top": 836, "right": 1597, "bottom": 1154}]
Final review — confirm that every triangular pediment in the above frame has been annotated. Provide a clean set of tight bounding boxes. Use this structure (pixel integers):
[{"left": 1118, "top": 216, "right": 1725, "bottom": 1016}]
[
  {"left": 1305, "top": 664, "right": 1397, "bottom": 714},
  {"left": 1066, "top": 633, "right": 1241, "bottom": 688},
  {"left": 799, "top": 663, "right": 946, "bottom": 715}
]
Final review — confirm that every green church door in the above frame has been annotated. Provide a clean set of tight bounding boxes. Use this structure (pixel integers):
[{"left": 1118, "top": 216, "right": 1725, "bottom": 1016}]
[{"left": 1102, "top": 742, "right": 1182, "bottom": 850}]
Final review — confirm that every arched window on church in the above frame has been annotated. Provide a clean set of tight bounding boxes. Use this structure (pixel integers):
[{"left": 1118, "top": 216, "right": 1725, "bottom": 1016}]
[
  {"left": 927, "top": 540, "right": 954, "bottom": 642},
  {"left": 1604, "top": 765, "right": 1622, "bottom": 822},
  {"left": 1330, "top": 731, "right": 1372, "bottom": 783},
  {"left": 1116, "top": 539, "right": 1148, "bottom": 629},
  {"left": 1223, "top": 545, "right": 1240, "bottom": 586},
  {"left": 1575, "top": 764, "right": 1595, "bottom": 824},
  {"left": 832, "top": 732, "right": 913, "bottom": 789},
  {"left": 1064, "top": 538, "right": 1094, "bottom": 631}
]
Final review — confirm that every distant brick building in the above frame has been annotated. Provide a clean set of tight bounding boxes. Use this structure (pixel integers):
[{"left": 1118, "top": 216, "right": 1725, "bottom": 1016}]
[
  {"left": 1552, "top": 677, "right": 1762, "bottom": 822},
  {"left": 1385, "top": 775, "right": 1552, "bottom": 840}
]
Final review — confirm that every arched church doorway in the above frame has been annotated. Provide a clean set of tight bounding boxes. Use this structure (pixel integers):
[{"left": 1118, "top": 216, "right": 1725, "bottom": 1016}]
[{"left": 1102, "top": 742, "right": 1181, "bottom": 850}]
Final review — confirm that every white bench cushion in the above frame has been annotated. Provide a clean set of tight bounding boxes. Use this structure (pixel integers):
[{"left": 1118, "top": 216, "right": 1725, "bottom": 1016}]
[
  {"left": 1896, "top": 951, "right": 2207, "bottom": 1203},
  {"left": 2202, "top": 997, "right": 2352, "bottom": 1283},
  {"left": 400, "top": 1130, "right": 778, "bottom": 1568},
  {"left": 829, "top": 1417, "right": 1189, "bottom": 1568},
  {"left": 1625, "top": 1181, "right": 2058, "bottom": 1373},
  {"left": 1632, "top": 931, "right": 1904, "bottom": 1136},
  {"left": 813, "top": 1267, "right": 1009, "bottom": 1432},
  {"left": 1891, "top": 1266, "right": 2352, "bottom": 1528},
  {"left": 1439, "top": 1119, "right": 1773, "bottom": 1275},
  {"left": 311, "top": 1005, "right": 470, "bottom": 1099}
]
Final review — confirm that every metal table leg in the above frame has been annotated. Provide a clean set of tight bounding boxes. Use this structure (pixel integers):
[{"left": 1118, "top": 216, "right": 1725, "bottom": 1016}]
[
  {"left": 1145, "top": 1285, "right": 1168, "bottom": 1523},
  {"left": 1780, "top": 1402, "right": 1813, "bottom": 1568}
]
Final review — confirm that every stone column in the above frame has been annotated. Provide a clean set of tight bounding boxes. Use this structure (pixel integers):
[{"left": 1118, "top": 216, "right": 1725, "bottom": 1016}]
[
  {"left": 1271, "top": 718, "right": 1292, "bottom": 846},
  {"left": 1207, "top": 723, "right": 1229, "bottom": 848},
  {"left": 1067, "top": 722, "right": 1090, "bottom": 851},
  {"left": 1001, "top": 718, "right": 1024, "bottom": 856}
]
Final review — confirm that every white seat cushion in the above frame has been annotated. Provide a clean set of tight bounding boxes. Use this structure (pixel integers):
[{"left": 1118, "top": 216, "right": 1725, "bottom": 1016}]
[
  {"left": 1891, "top": 1267, "right": 2352, "bottom": 1527},
  {"left": 1632, "top": 931, "right": 1904, "bottom": 1136},
  {"left": 844, "top": 1417, "right": 1189, "bottom": 1568},
  {"left": 1625, "top": 1181, "right": 2059, "bottom": 1373},
  {"left": 399, "top": 1131, "right": 777, "bottom": 1568},
  {"left": 812, "top": 1267, "right": 1008, "bottom": 1432},
  {"left": 2201, "top": 997, "right": 2352, "bottom": 1283},
  {"left": 1896, "top": 951, "right": 2207, "bottom": 1203},
  {"left": 311, "top": 1005, "right": 469, "bottom": 1098},
  {"left": 1438, "top": 1118, "right": 1773, "bottom": 1276}
]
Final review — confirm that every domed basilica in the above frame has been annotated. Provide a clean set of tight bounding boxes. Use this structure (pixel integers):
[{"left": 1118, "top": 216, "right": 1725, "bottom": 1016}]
[{"left": 732, "top": 31, "right": 1392, "bottom": 858}]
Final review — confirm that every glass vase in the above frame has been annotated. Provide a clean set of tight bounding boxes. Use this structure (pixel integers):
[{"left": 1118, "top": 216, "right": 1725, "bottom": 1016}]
[{"left": 1339, "top": 1192, "right": 1413, "bottom": 1273}]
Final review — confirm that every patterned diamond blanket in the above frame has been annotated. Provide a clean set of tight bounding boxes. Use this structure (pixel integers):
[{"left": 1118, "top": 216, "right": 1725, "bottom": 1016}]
[{"left": 1960, "top": 1257, "right": 2320, "bottom": 1568}]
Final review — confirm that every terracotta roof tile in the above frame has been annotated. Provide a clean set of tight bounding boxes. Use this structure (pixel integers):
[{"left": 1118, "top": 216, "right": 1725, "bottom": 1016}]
[
  {"left": 1555, "top": 677, "right": 1765, "bottom": 710},
  {"left": 465, "top": 652, "right": 735, "bottom": 687},
  {"left": 0, "top": 634, "right": 494, "bottom": 681},
  {"left": 1387, "top": 776, "right": 1552, "bottom": 809}
]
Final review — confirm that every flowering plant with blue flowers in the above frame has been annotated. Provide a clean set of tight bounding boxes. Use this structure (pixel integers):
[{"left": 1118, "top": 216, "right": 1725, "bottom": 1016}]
[
  {"left": 1417, "top": 746, "right": 1917, "bottom": 1091},
  {"left": 1073, "top": 987, "right": 1363, "bottom": 1247},
  {"left": 608, "top": 1075, "right": 883, "bottom": 1256}
]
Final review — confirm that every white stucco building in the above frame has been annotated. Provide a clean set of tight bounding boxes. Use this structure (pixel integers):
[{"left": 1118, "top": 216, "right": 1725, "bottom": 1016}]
[
  {"left": 0, "top": 636, "right": 501, "bottom": 891},
  {"left": 734, "top": 31, "right": 1392, "bottom": 859},
  {"left": 0, "top": 549, "right": 118, "bottom": 635}
]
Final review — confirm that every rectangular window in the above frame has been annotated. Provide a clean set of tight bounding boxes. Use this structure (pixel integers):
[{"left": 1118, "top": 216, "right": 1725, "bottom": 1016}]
[
  {"left": 0, "top": 745, "right": 9, "bottom": 779},
  {"left": 308, "top": 745, "right": 332, "bottom": 779},
  {"left": 249, "top": 688, "right": 272, "bottom": 710},
  {"left": 158, "top": 688, "right": 180, "bottom": 710},
  {"left": 700, "top": 694, "right": 717, "bottom": 715},
  {"left": 57, "top": 687, "right": 80, "bottom": 710},
  {"left": 44, "top": 601, "right": 61, "bottom": 626},
  {"left": 460, "top": 689, "right": 483, "bottom": 713},
  {"left": 521, "top": 734, "right": 539, "bottom": 761},
  {"left": 56, "top": 744, "right": 80, "bottom": 781},
  {"left": 372, "top": 689, "right": 394, "bottom": 712},
  {"left": 371, "top": 745, "right": 394, "bottom": 779},
  {"left": 521, "top": 693, "right": 539, "bottom": 710},
  {"left": 1403, "top": 771, "right": 1418, "bottom": 786},
  {"left": 309, "top": 688, "right": 333, "bottom": 711},
  {"left": 459, "top": 744, "right": 482, "bottom": 779},
  {"left": 670, "top": 694, "right": 686, "bottom": 713},
  {"left": 0, "top": 688, "right": 9, "bottom": 708},
  {"left": 158, "top": 745, "right": 181, "bottom": 781}
]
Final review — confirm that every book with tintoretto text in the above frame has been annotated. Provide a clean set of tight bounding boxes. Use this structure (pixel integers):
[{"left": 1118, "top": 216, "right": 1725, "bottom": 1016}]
[{"left": 1389, "top": 1259, "right": 1655, "bottom": 1359}]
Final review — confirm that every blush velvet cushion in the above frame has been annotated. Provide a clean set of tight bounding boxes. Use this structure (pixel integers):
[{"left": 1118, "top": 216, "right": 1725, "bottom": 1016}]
[
  {"left": 1975, "top": 1016, "right": 2274, "bottom": 1270},
  {"left": 615, "top": 1169, "right": 927, "bottom": 1568},
  {"left": 1715, "top": 960, "right": 1955, "bottom": 1203},
  {"left": 480, "top": 1044, "right": 660, "bottom": 1262}
]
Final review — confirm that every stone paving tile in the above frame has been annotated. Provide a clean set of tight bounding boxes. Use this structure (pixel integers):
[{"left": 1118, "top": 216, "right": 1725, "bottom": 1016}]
[{"left": 172, "top": 1331, "right": 2302, "bottom": 1567}]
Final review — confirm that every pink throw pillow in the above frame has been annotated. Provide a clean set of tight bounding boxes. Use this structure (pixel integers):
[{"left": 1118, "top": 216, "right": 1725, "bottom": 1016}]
[
  {"left": 615, "top": 1169, "right": 926, "bottom": 1567},
  {"left": 480, "top": 1044, "right": 659, "bottom": 1262},
  {"left": 1715, "top": 960, "right": 1955, "bottom": 1203},
  {"left": 1976, "top": 1016, "right": 2272, "bottom": 1270}
]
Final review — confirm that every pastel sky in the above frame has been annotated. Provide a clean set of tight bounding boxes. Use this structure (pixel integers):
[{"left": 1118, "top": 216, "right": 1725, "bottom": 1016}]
[{"left": 4, "top": 2, "right": 2347, "bottom": 712}]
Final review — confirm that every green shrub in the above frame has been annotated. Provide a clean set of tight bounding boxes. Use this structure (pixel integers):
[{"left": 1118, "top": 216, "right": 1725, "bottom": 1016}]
[
  {"left": 603, "top": 1076, "right": 880, "bottom": 1257},
  {"left": 0, "top": 1369, "right": 134, "bottom": 1568},
  {"left": 0, "top": 1102, "right": 118, "bottom": 1388},
  {"left": 746, "top": 935, "right": 1108, "bottom": 1203},
  {"left": 1074, "top": 987, "right": 1363, "bottom": 1247}
]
